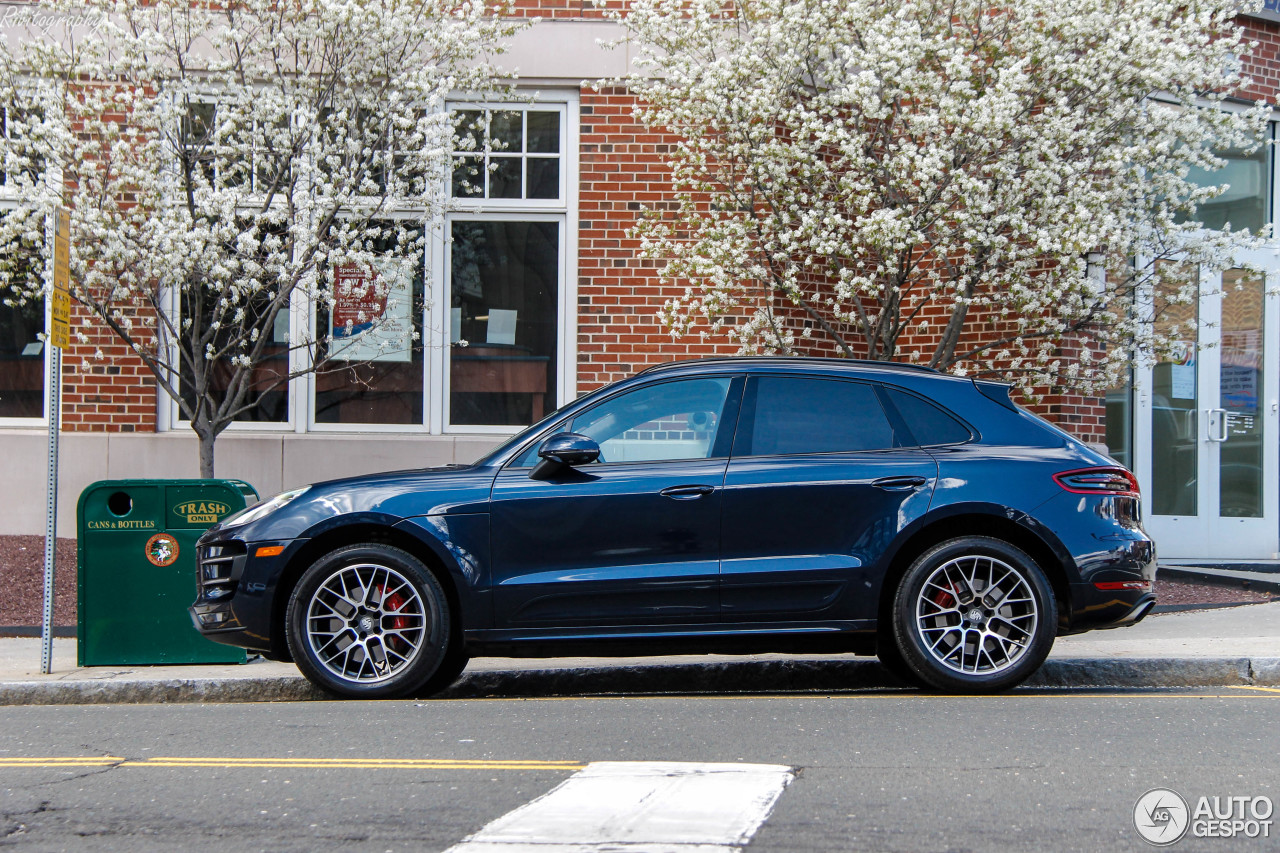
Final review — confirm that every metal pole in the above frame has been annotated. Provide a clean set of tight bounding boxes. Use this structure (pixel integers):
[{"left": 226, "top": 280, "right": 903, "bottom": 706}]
[{"left": 41, "top": 345, "right": 61, "bottom": 675}]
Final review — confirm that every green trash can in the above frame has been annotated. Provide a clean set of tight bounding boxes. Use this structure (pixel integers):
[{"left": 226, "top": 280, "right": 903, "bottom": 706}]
[{"left": 77, "top": 479, "right": 258, "bottom": 666}]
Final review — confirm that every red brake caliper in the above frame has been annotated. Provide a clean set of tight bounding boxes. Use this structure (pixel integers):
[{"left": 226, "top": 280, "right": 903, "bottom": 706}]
[{"left": 377, "top": 586, "right": 411, "bottom": 654}]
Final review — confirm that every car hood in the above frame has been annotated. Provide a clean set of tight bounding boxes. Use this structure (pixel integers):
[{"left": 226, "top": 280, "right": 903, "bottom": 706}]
[{"left": 217, "top": 464, "right": 498, "bottom": 541}]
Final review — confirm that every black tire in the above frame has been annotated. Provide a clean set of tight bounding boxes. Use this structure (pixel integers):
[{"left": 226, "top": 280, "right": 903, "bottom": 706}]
[
  {"left": 891, "top": 536, "right": 1056, "bottom": 694},
  {"left": 286, "top": 543, "right": 453, "bottom": 699},
  {"left": 413, "top": 647, "right": 470, "bottom": 698},
  {"left": 875, "top": 633, "right": 930, "bottom": 688}
]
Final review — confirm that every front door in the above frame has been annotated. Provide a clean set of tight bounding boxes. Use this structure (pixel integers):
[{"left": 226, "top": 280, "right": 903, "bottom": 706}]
[
  {"left": 489, "top": 375, "right": 742, "bottom": 627},
  {"left": 1138, "top": 251, "right": 1280, "bottom": 559}
]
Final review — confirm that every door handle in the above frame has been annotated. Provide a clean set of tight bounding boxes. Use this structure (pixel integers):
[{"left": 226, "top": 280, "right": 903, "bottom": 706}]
[
  {"left": 1207, "top": 408, "right": 1228, "bottom": 442},
  {"left": 660, "top": 484, "right": 715, "bottom": 500},
  {"left": 872, "top": 476, "right": 928, "bottom": 491}
]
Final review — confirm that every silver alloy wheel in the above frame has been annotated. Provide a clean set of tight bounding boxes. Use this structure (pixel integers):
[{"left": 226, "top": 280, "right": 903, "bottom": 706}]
[
  {"left": 305, "top": 562, "right": 427, "bottom": 684},
  {"left": 914, "top": 554, "right": 1038, "bottom": 676}
]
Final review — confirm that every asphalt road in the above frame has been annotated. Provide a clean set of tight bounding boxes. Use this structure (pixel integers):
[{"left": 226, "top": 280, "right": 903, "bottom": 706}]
[{"left": 1, "top": 688, "right": 1277, "bottom": 852}]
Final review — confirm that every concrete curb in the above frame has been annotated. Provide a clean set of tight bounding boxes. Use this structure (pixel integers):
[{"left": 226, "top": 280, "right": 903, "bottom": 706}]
[
  {"left": 1, "top": 656, "right": 1277, "bottom": 705},
  {"left": 1158, "top": 565, "right": 1280, "bottom": 594}
]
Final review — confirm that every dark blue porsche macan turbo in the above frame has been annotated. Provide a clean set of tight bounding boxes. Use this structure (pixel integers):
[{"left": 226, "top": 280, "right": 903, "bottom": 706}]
[{"left": 191, "top": 357, "right": 1156, "bottom": 697}]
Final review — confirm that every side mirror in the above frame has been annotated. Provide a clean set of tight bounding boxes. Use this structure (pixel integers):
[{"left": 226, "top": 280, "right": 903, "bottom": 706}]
[{"left": 530, "top": 432, "right": 600, "bottom": 479}]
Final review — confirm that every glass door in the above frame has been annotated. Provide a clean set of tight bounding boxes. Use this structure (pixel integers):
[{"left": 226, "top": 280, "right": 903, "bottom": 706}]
[{"left": 1138, "top": 252, "right": 1280, "bottom": 559}]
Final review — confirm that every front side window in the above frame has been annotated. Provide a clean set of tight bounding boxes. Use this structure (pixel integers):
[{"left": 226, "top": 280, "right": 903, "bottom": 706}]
[
  {"left": 567, "top": 377, "right": 734, "bottom": 463},
  {"left": 739, "top": 376, "right": 899, "bottom": 456}
]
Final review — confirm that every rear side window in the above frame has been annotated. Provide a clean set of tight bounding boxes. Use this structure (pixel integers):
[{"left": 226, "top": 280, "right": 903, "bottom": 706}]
[
  {"left": 739, "top": 376, "right": 897, "bottom": 456},
  {"left": 884, "top": 388, "right": 972, "bottom": 446}
]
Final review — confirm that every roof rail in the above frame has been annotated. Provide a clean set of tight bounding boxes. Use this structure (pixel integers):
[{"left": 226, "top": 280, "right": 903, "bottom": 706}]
[{"left": 637, "top": 356, "right": 942, "bottom": 375}]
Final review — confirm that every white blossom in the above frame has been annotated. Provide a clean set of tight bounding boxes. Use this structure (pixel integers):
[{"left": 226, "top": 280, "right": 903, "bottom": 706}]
[
  {"left": 0, "top": 0, "right": 520, "bottom": 474},
  {"left": 609, "top": 0, "right": 1270, "bottom": 394}
]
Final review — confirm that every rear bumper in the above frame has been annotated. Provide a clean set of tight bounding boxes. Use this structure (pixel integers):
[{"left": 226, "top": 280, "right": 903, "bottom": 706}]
[{"left": 1063, "top": 583, "right": 1157, "bottom": 634}]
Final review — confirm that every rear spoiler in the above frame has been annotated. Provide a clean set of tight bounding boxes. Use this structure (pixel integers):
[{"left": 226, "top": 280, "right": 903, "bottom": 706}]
[{"left": 973, "top": 380, "right": 1017, "bottom": 411}]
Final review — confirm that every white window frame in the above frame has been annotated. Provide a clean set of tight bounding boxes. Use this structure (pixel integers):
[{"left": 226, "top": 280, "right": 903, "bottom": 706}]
[
  {"left": 163, "top": 89, "right": 580, "bottom": 436},
  {"left": 167, "top": 95, "right": 303, "bottom": 434},
  {"left": 430, "top": 91, "right": 579, "bottom": 435}
]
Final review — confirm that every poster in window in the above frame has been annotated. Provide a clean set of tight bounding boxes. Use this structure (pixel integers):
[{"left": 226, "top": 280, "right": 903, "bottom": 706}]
[{"left": 329, "top": 262, "right": 412, "bottom": 363}]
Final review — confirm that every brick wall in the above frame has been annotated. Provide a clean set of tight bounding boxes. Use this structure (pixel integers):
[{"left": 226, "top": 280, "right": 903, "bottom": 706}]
[
  {"left": 61, "top": 300, "right": 154, "bottom": 433},
  {"left": 43, "top": 8, "right": 1280, "bottom": 447},
  {"left": 1242, "top": 19, "right": 1280, "bottom": 101},
  {"left": 576, "top": 86, "right": 743, "bottom": 392}
]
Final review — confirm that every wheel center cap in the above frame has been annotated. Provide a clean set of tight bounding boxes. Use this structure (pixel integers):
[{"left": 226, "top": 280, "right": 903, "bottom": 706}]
[
  {"left": 359, "top": 614, "right": 376, "bottom": 633},
  {"left": 965, "top": 607, "right": 985, "bottom": 625}
]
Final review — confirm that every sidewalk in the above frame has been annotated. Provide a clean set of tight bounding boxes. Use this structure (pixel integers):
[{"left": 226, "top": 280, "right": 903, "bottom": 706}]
[{"left": 0, "top": 602, "right": 1276, "bottom": 705}]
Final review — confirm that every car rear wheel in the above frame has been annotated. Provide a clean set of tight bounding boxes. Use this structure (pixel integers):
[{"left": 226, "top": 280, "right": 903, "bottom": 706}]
[
  {"left": 286, "top": 543, "right": 453, "bottom": 699},
  {"left": 891, "top": 536, "right": 1056, "bottom": 693}
]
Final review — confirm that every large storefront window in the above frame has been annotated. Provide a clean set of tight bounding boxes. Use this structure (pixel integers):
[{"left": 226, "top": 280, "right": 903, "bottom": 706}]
[
  {"left": 444, "top": 100, "right": 569, "bottom": 430},
  {"left": 178, "top": 286, "right": 291, "bottom": 423},
  {"left": 1, "top": 110, "right": 47, "bottom": 421},
  {"left": 0, "top": 286, "right": 45, "bottom": 419},
  {"left": 160, "top": 95, "right": 574, "bottom": 434},
  {"left": 314, "top": 227, "right": 426, "bottom": 425},
  {"left": 1104, "top": 372, "right": 1132, "bottom": 469},
  {"left": 449, "top": 219, "right": 559, "bottom": 426},
  {"left": 1181, "top": 128, "right": 1273, "bottom": 234},
  {"left": 1150, "top": 264, "right": 1200, "bottom": 517}
]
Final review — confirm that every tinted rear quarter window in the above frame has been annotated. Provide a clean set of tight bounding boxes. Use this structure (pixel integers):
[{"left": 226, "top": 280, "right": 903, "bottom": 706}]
[
  {"left": 743, "top": 376, "right": 897, "bottom": 455},
  {"left": 884, "top": 388, "right": 972, "bottom": 446}
]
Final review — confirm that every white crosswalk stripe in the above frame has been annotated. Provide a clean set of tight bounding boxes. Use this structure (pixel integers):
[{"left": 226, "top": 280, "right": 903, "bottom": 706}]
[{"left": 444, "top": 761, "right": 793, "bottom": 853}]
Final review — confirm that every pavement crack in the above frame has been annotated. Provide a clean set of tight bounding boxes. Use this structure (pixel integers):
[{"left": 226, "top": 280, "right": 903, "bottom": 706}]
[
  {"left": 30, "top": 747, "right": 127, "bottom": 789},
  {"left": 32, "top": 763, "right": 120, "bottom": 788},
  {"left": 3, "top": 800, "right": 53, "bottom": 839}
]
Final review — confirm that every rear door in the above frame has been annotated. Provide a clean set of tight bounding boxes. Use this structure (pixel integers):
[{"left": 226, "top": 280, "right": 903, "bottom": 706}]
[{"left": 719, "top": 375, "right": 938, "bottom": 623}]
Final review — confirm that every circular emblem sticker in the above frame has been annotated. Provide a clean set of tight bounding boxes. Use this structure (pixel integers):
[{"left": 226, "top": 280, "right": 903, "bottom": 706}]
[
  {"left": 145, "top": 533, "right": 180, "bottom": 567},
  {"left": 1134, "top": 788, "right": 1190, "bottom": 846}
]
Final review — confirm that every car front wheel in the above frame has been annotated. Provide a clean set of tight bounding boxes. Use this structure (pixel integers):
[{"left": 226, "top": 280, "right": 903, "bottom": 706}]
[
  {"left": 286, "top": 543, "right": 453, "bottom": 699},
  {"left": 891, "top": 536, "right": 1056, "bottom": 693}
]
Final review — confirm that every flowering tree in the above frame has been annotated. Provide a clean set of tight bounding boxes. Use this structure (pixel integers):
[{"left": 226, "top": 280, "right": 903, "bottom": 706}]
[
  {"left": 612, "top": 0, "right": 1270, "bottom": 392},
  {"left": 0, "top": 0, "right": 518, "bottom": 476}
]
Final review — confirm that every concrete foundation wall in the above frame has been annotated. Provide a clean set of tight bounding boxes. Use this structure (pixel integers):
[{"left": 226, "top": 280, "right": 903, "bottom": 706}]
[{"left": 1, "top": 431, "right": 505, "bottom": 536}]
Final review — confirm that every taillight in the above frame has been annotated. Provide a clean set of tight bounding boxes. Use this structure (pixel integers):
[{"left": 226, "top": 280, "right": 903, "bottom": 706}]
[
  {"left": 1053, "top": 466, "right": 1140, "bottom": 498},
  {"left": 1094, "top": 580, "right": 1153, "bottom": 591}
]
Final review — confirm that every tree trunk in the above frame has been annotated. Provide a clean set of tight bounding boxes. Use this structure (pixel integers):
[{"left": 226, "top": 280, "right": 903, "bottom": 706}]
[{"left": 194, "top": 423, "right": 216, "bottom": 479}]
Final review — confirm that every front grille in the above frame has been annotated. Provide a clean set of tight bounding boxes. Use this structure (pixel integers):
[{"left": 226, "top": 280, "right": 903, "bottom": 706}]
[{"left": 196, "top": 541, "right": 247, "bottom": 599}]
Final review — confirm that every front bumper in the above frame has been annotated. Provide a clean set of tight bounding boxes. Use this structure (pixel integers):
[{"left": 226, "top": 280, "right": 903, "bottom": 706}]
[{"left": 189, "top": 533, "right": 299, "bottom": 654}]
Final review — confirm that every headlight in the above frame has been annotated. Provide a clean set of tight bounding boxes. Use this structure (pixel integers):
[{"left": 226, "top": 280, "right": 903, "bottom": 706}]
[{"left": 221, "top": 486, "right": 310, "bottom": 529}]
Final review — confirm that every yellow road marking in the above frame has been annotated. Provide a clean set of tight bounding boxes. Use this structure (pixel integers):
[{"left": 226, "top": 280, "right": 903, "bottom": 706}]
[
  {"left": 124, "top": 759, "right": 583, "bottom": 770},
  {"left": 1229, "top": 685, "right": 1280, "bottom": 694},
  {"left": 0, "top": 756, "right": 582, "bottom": 771}
]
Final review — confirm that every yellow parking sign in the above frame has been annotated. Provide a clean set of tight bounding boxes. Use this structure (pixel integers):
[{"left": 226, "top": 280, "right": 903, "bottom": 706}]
[{"left": 50, "top": 208, "right": 70, "bottom": 350}]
